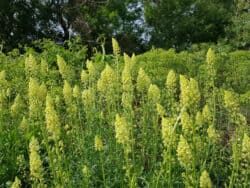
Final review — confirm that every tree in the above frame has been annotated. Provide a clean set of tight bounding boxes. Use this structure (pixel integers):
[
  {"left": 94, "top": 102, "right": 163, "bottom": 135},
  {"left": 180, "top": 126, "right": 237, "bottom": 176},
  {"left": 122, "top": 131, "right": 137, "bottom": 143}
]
[
  {"left": 0, "top": 0, "right": 145, "bottom": 54},
  {"left": 225, "top": 0, "right": 250, "bottom": 49},
  {"left": 143, "top": 0, "right": 233, "bottom": 50}
]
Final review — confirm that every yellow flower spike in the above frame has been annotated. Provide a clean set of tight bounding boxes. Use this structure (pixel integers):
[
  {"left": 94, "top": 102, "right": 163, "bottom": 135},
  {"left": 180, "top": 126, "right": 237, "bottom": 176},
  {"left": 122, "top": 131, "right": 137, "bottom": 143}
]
[
  {"left": 45, "top": 95, "right": 61, "bottom": 141},
  {"left": 181, "top": 110, "right": 193, "bottom": 135},
  {"left": 224, "top": 90, "right": 239, "bottom": 112},
  {"left": 156, "top": 103, "right": 165, "bottom": 117},
  {"left": 73, "top": 84, "right": 81, "bottom": 99},
  {"left": 20, "top": 116, "right": 27, "bottom": 131},
  {"left": 162, "top": 117, "right": 175, "bottom": 147},
  {"left": 94, "top": 135, "right": 104, "bottom": 152},
  {"left": 82, "top": 165, "right": 90, "bottom": 177},
  {"left": 112, "top": 38, "right": 120, "bottom": 57},
  {"left": 39, "top": 83, "right": 47, "bottom": 102},
  {"left": 136, "top": 68, "right": 151, "bottom": 94},
  {"left": 148, "top": 84, "right": 161, "bottom": 104},
  {"left": 202, "top": 105, "right": 212, "bottom": 124},
  {"left": 177, "top": 135, "right": 192, "bottom": 168},
  {"left": 122, "top": 64, "right": 133, "bottom": 92},
  {"left": 166, "top": 69, "right": 177, "bottom": 96},
  {"left": 206, "top": 48, "right": 215, "bottom": 65},
  {"left": 200, "top": 170, "right": 212, "bottom": 188},
  {"left": 29, "top": 137, "right": 43, "bottom": 183},
  {"left": 81, "top": 70, "right": 89, "bottom": 85},
  {"left": 97, "top": 64, "right": 116, "bottom": 97},
  {"left": 25, "top": 54, "right": 38, "bottom": 77},
  {"left": 11, "top": 176, "right": 21, "bottom": 188},
  {"left": 63, "top": 80, "right": 72, "bottom": 105},
  {"left": 207, "top": 124, "right": 218, "bottom": 141},
  {"left": 86, "top": 60, "right": 96, "bottom": 79},
  {"left": 189, "top": 78, "right": 200, "bottom": 108},
  {"left": 241, "top": 133, "right": 250, "bottom": 162},
  {"left": 57, "top": 55, "right": 72, "bottom": 80},
  {"left": 115, "top": 114, "right": 130, "bottom": 145},
  {"left": 28, "top": 78, "right": 40, "bottom": 117},
  {"left": 179, "top": 75, "right": 189, "bottom": 107},
  {"left": 10, "top": 94, "right": 23, "bottom": 117},
  {"left": 82, "top": 88, "right": 95, "bottom": 109}
]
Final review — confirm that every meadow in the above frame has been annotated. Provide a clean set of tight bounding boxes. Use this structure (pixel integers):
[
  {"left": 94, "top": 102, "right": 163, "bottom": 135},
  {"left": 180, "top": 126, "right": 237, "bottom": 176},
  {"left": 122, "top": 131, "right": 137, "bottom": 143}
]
[{"left": 0, "top": 39, "right": 249, "bottom": 187}]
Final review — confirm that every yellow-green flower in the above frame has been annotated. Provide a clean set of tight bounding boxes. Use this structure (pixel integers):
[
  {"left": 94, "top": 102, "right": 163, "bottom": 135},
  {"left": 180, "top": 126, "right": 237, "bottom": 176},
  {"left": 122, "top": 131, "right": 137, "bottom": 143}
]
[
  {"left": 45, "top": 95, "right": 61, "bottom": 141},
  {"left": 148, "top": 84, "right": 161, "bottom": 104},
  {"left": 10, "top": 94, "right": 23, "bottom": 117},
  {"left": 86, "top": 60, "right": 96, "bottom": 80},
  {"left": 156, "top": 103, "right": 165, "bottom": 117},
  {"left": 115, "top": 114, "right": 130, "bottom": 145},
  {"left": 95, "top": 135, "right": 104, "bottom": 151},
  {"left": 57, "top": 55, "right": 73, "bottom": 80},
  {"left": 241, "top": 133, "right": 250, "bottom": 162},
  {"left": 28, "top": 78, "right": 40, "bottom": 117},
  {"left": 179, "top": 75, "right": 189, "bottom": 107},
  {"left": 162, "top": 117, "right": 175, "bottom": 147},
  {"left": 207, "top": 124, "right": 218, "bottom": 142},
  {"left": 97, "top": 65, "right": 117, "bottom": 101},
  {"left": 136, "top": 68, "right": 151, "bottom": 94},
  {"left": 166, "top": 69, "right": 177, "bottom": 96},
  {"left": 202, "top": 105, "right": 212, "bottom": 124},
  {"left": 112, "top": 38, "right": 120, "bottom": 57},
  {"left": 29, "top": 137, "right": 43, "bottom": 182},
  {"left": 82, "top": 88, "right": 95, "bottom": 109},
  {"left": 63, "top": 80, "right": 72, "bottom": 105},
  {"left": 81, "top": 70, "right": 89, "bottom": 86},
  {"left": 11, "top": 176, "right": 21, "bottom": 188},
  {"left": 200, "top": 170, "right": 212, "bottom": 188},
  {"left": 20, "top": 116, "right": 27, "bottom": 131},
  {"left": 206, "top": 48, "right": 215, "bottom": 65},
  {"left": 181, "top": 110, "right": 193, "bottom": 135},
  {"left": 177, "top": 135, "right": 192, "bottom": 168},
  {"left": 73, "top": 84, "right": 81, "bottom": 99},
  {"left": 224, "top": 90, "right": 239, "bottom": 113},
  {"left": 25, "top": 54, "right": 38, "bottom": 77}
]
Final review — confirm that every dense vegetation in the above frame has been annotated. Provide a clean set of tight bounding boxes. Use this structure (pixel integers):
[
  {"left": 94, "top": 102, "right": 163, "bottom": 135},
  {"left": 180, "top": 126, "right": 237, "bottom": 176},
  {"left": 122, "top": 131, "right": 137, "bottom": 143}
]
[
  {"left": 0, "top": 39, "right": 249, "bottom": 187},
  {"left": 0, "top": 0, "right": 249, "bottom": 53}
]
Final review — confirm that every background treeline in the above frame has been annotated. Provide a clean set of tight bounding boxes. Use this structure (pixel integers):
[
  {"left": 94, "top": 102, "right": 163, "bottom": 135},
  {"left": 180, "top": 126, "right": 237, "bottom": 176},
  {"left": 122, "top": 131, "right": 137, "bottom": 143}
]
[{"left": 0, "top": 0, "right": 249, "bottom": 54}]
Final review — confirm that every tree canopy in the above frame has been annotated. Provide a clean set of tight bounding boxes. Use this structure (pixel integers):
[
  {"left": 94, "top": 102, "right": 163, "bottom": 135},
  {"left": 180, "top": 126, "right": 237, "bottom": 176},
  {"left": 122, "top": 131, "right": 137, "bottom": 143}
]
[{"left": 0, "top": 0, "right": 249, "bottom": 53}]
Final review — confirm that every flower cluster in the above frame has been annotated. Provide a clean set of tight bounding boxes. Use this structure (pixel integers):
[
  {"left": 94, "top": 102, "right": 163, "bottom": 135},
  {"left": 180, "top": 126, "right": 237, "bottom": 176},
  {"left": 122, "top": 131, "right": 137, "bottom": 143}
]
[
  {"left": 199, "top": 170, "right": 212, "bottom": 188},
  {"left": 177, "top": 135, "right": 192, "bottom": 168},
  {"left": 136, "top": 68, "right": 151, "bottom": 94},
  {"left": 45, "top": 95, "right": 61, "bottom": 141},
  {"left": 166, "top": 69, "right": 177, "bottom": 96},
  {"left": 115, "top": 114, "right": 130, "bottom": 145},
  {"left": 29, "top": 137, "right": 43, "bottom": 183}
]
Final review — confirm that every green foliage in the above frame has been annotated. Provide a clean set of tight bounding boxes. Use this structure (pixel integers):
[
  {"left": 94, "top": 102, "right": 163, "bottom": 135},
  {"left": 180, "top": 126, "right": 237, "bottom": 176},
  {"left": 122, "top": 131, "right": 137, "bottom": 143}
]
[
  {"left": 144, "top": 0, "right": 233, "bottom": 50},
  {"left": 0, "top": 41, "right": 249, "bottom": 187}
]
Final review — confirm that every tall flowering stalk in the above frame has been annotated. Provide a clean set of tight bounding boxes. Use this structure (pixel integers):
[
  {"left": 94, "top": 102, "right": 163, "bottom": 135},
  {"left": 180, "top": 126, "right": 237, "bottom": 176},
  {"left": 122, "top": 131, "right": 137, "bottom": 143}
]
[
  {"left": 121, "top": 55, "right": 133, "bottom": 111},
  {"left": 25, "top": 54, "right": 38, "bottom": 78},
  {"left": 114, "top": 114, "right": 133, "bottom": 186},
  {"left": 94, "top": 135, "right": 106, "bottom": 187},
  {"left": 177, "top": 135, "right": 198, "bottom": 187},
  {"left": 136, "top": 68, "right": 151, "bottom": 95},
  {"left": 200, "top": 170, "right": 212, "bottom": 188},
  {"left": 45, "top": 94, "right": 61, "bottom": 142},
  {"left": 179, "top": 75, "right": 200, "bottom": 114},
  {"left": 97, "top": 64, "right": 117, "bottom": 110},
  {"left": 57, "top": 55, "right": 74, "bottom": 82},
  {"left": 28, "top": 78, "right": 47, "bottom": 124},
  {"left": 165, "top": 69, "right": 178, "bottom": 114},
  {"left": 10, "top": 94, "right": 23, "bottom": 117},
  {"left": 29, "top": 137, "right": 44, "bottom": 187}
]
